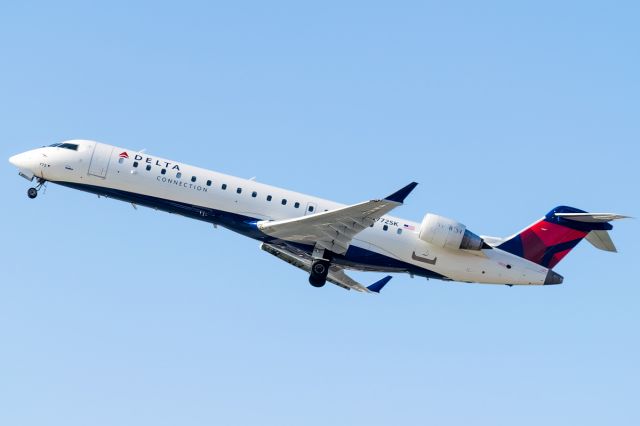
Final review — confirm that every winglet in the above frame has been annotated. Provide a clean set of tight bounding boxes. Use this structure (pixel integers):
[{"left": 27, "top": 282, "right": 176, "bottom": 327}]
[
  {"left": 367, "top": 275, "right": 392, "bottom": 293},
  {"left": 385, "top": 182, "right": 418, "bottom": 203}
]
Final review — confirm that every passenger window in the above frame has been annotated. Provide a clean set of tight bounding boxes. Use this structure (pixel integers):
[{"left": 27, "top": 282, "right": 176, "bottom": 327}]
[
  {"left": 176, "top": 172, "right": 182, "bottom": 179},
  {"left": 267, "top": 195, "right": 272, "bottom": 201},
  {"left": 308, "top": 205, "right": 314, "bottom": 212},
  {"left": 161, "top": 169, "right": 166, "bottom": 175},
  {"left": 383, "top": 225, "right": 389, "bottom": 231},
  {"left": 281, "top": 199, "right": 287, "bottom": 205},
  {"left": 191, "top": 176, "right": 196, "bottom": 183},
  {"left": 206, "top": 180, "right": 212, "bottom": 186},
  {"left": 222, "top": 184, "right": 227, "bottom": 190},
  {"left": 252, "top": 191, "right": 257, "bottom": 198},
  {"left": 397, "top": 228, "right": 403, "bottom": 235},
  {"left": 133, "top": 161, "right": 139, "bottom": 168},
  {"left": 294, "top": 202, "right": 300, "bottom": 208},
  {"left": 237, "top": 188, "right": 242, "bottom": 194},
  {"left": 118, "top": 158, "right": 123, "bottom": 164},
  {"left": 146, "top": 165, "right": 151, "bottom": 171}
]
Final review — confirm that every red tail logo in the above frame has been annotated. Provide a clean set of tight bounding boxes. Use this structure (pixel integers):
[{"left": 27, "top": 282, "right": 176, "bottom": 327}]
[{"left": 119, "top": 152, "right": 129, "bottom": 159}]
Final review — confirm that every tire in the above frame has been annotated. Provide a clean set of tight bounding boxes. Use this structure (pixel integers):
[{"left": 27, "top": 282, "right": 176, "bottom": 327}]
[
  {"left": 27, "top": 188, "right": 38, "bottom": 199},
  {"left": 309, "top": 259, "right": 330, "bottom": 288},
  {"left": 309, "top": 275, "right": 326, "bottom": 287}
]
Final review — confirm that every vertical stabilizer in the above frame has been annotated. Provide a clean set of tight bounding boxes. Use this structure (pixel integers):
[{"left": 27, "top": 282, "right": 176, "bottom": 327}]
[{"left": 497, "top": 206, "right": 627, "bottom": 268}]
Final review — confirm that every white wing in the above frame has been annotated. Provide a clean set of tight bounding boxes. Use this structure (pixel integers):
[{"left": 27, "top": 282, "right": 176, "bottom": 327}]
[{"left": 257, "top": 182, "right": 418, "bottom": 255}]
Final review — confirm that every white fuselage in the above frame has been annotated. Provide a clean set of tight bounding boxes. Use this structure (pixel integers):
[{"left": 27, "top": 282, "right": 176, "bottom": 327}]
[{"left": 10, "top": 140, "right": 552, "bottom": 286}]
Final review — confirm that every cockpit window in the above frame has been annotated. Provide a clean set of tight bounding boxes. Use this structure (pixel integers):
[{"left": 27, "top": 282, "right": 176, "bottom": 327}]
[
  {"left": 48, "top": 142, "right": 78, "bottom": 151},
  {"left": 58, "top": 143, "right": 79, "bottom": 151}
]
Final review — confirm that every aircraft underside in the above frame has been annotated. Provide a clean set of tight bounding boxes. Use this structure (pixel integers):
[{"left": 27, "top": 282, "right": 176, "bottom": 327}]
[{"left": 54, "top": 180, "right": 446, "bottom": 283}]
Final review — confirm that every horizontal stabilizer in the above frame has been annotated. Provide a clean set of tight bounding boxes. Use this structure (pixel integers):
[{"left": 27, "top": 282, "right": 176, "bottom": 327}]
[
  {"left": 585, "top": 230, "right": 617, "bottom": 252},
  {"left": 554, "top": 212, "right": 630, "bottom": 223},
  {"left": 367, "top": 276, "right": 392, "bottom": 293}
]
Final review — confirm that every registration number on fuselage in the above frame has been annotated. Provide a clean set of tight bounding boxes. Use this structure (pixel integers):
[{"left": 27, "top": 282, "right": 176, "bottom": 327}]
[{"left": 375, "top": 217, "right": 399, "bottom": 227}]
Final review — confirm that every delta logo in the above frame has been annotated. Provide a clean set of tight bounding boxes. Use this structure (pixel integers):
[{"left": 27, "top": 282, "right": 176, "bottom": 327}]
[{"left": 118, "top": 151, "right": 181, "bottom": 171}]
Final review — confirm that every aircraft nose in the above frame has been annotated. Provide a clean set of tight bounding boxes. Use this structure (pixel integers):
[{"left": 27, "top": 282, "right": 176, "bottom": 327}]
[
  {"left": 9, "top": 151, "right": 39, "bottom": 181},
  {"left": 9, "top": 152, "right": 29, "bottom": 168}
]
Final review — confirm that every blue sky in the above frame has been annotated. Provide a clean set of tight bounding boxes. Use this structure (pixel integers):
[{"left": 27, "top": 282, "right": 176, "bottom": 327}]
[{"left": 1, "top": 1, "right": 638, "bottom": 425}]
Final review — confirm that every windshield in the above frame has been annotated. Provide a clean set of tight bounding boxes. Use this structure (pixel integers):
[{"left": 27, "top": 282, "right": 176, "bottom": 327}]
[
  {"left": 59, "top": 143, "right": 79, "bottom": 151},
  {"left": 48, "top": 142, "right": 78, "bottom": 151}
]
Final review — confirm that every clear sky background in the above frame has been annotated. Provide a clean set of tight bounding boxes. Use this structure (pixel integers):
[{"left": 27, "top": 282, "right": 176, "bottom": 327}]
[{"left": 1, "top": 1, "right": 638, "bottom": 425}]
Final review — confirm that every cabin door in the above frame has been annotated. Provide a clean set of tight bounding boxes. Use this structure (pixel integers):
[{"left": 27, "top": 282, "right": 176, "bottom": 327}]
[{"left": 88, "top": 143, "right": 114, "bottom": 178}]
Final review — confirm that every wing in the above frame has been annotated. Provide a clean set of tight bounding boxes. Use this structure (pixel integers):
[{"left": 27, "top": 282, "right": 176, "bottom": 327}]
[
  {"left": 260, "top": 243, "right": 392, "bottom": 293},
  {"left": 257, "top": 182, "right": 418, "bottom": 254}
]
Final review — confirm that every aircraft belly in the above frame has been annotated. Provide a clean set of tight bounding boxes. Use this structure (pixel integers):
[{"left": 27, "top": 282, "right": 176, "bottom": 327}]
[
  {"left": 432, "top": 249, "right": 547, "bottom": 285},
  {"left": 52, "top": 172, "right": 546, "bottom": 285}
]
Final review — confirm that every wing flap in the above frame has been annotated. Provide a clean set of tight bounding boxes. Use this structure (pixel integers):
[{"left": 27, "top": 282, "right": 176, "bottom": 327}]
[
  {"left": 260, "top": 243, "right": 387, "bottom": 293},
  {"left": 258, "top": 201, "right": 390, "bottom": 253}
]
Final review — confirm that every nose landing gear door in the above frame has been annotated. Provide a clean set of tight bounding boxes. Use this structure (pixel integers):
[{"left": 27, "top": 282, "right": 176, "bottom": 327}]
[{"left": 88, "top": 143, "right": 114, "bottom": 178}]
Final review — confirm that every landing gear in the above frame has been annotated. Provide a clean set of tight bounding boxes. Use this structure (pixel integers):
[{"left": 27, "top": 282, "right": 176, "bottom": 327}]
[
  {"left": 309, "top": 259, "right": 330, "bottom": 287},
  {"left": 27, "top": 178, "right": 46, "bottom": 199}
]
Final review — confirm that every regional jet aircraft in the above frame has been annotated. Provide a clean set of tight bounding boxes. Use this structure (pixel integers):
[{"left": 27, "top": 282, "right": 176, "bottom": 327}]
[{"left": 9, "top": 140, "right": 628, "bottom": 293}]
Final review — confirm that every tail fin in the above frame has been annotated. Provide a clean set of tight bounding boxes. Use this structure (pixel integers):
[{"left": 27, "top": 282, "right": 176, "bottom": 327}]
[{"left": 497, "top": 206, "right": 628, "bottom": 269}]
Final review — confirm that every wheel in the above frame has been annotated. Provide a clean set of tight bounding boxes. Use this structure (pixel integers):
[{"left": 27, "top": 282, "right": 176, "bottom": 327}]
[
  {"left": 312, "top": 261, "right": 327, "bottom": 276},
  {"left": 27, "top": 188, "right": 38, "bottom": 199},
  {"left": 309, "top": 259, "right": 330, "bottom": 288},
  {"left": 309, "top": 274, "right": 326, "bottom": 287}
]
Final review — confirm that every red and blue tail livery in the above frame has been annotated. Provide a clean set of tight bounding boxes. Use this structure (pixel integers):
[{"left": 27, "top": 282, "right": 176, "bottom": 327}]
[{"left": 497, "top": 206, "right": 625, "bottom": 269}]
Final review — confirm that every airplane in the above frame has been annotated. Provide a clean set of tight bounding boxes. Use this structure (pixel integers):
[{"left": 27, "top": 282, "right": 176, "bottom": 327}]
[{"left": 9, "top": 140, "right": 628, "bottom": 293}]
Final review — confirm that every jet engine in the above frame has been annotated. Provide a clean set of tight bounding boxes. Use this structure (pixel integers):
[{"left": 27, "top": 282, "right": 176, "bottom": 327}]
[{"left": 419, "top": 213, "right": 484, "bottom": 251}]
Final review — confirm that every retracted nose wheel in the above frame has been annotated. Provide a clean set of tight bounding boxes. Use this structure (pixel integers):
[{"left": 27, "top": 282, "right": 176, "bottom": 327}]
[{"left": 309, "top": 259, "right": 330, "bottom": 287}]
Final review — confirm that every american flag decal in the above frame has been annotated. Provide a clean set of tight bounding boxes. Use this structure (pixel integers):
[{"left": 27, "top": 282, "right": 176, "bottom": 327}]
[
  {"left": 403, "top": 224, "right": 415, "bottom": 231},
  {"left": 119, "top": 151, "right": 129, "bottom": 159}
]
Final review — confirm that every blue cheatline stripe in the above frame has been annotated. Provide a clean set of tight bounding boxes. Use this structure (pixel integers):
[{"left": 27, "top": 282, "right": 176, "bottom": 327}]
[{"left": 54, "top": 180, "right": 447, "bottom": 281}]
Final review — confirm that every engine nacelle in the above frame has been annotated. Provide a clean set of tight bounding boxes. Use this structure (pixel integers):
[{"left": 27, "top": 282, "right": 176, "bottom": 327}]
[{"left": 419, "top": 213, "right": 484, "bottom": 251}]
